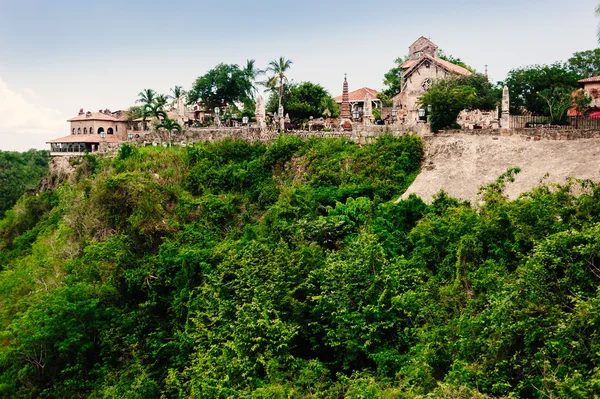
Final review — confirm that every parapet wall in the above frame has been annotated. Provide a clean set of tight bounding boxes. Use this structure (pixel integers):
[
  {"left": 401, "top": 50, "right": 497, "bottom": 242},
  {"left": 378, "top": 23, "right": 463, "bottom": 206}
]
[
  {"left": 129, "top": 126, "right": 600, "bottom": 148},
  {"left": 437, "top": 128, "right": 600, "bottom": 140}
]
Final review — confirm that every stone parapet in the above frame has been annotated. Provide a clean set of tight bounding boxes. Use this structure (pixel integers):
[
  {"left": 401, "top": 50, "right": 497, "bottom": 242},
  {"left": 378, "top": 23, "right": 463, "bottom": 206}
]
[{"left": 436, "top": 128, "right": 600, "bottom": 141}]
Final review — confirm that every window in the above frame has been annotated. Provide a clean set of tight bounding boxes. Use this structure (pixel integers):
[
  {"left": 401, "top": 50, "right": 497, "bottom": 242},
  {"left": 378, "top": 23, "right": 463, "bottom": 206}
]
[
  {"left": 107, "top": 128, "right": 114, "bottom": 135},
  {"left": 90, "top": 127, "right": 94, "bottom": 134},
  {"left": 77, "top": 128, "right": 81, "bottom": 134},
  {"left": 84, "top": 128, "right": 87, "bottom": 134},
  {"left": 72, "top": 128, "right": 75, "bottom": 135}
]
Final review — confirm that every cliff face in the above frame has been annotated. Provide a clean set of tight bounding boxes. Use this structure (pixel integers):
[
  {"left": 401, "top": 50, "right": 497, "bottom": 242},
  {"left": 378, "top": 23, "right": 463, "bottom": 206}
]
[{"left": 402, "top": 134, "right": 600, "bottom": 203}]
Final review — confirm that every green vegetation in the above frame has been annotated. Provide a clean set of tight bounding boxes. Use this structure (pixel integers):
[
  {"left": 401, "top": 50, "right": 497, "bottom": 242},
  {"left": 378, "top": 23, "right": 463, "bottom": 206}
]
[
  {"left": 266, "top": 82, "right": 340, "bottom": 123},
  {"left": 2, "top": 136, "right": 600, "bottom": 398},
  {"left": 419, "top": 74, "right": 499, "bottom": 132},
  {"left": 0, "top": 149, "right": 50, "bottom": 218}
]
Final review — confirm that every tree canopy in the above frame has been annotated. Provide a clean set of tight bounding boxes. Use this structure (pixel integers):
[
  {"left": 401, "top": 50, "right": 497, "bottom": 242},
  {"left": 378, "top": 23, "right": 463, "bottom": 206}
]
[
  {"left": 504, "top": 63, "right": 580, "bottom": 115},
  {"left": 0, "top": 149, "right": 49, "bottom": 218},
  {"left": 266, "top": 81, "right": 340, "bottom": 122},
  {"left": 419, "top": 74, "right": 500, "bottom": 132},
  {"left": 187, "top": 63, "right": 253, "bottom": 110}
]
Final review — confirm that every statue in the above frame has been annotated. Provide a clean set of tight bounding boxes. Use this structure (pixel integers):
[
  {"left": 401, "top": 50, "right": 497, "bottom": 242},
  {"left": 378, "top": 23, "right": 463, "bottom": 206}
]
[{"left": 255, "top": 95, "right": 266, "bottom": 129}]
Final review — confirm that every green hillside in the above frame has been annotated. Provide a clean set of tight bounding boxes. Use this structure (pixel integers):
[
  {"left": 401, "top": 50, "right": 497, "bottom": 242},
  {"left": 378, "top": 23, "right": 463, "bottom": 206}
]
[
  {"left": 1, "top": 135, "right": 600, "bottom": 398},
  {"left": 0, "top": 149, "right": 50, "bottom": 218}
]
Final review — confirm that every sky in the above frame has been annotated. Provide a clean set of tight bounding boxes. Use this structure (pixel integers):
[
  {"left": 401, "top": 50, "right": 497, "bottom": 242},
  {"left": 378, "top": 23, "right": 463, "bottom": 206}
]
[{"left": 0, "top": 0, "right": 598, "bottom": 151}]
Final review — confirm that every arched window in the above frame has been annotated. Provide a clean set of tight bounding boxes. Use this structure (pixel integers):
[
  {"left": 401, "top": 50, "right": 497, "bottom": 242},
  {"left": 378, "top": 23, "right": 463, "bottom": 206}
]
[
  {"left": 90, "top": 127, "right": 94, "bottom": 134},
  {"left": 98, "top": 127, "right": 104, "bottom": 135},
  {"left": 77, "top": 128, "right": 81, "bottom": 134},
  {"left": 107, "top": 127, "right": 114, "bottom": 135},
  {"left": 84, "top": 128, "right": 87, "bottom": 134},
  {"left": 72, "top": 128, "right": 75, "bottom": 135}
]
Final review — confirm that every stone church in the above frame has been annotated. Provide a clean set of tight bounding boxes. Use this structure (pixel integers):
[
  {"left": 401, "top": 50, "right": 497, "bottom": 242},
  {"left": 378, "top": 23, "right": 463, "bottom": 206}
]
[{"left": 392, "top": 37, "right": 471, "bottom": 125}]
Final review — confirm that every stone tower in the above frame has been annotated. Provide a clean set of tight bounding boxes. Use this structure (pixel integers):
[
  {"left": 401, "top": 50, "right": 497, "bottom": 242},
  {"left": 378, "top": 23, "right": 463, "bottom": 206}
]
[{"left": 340, "top": 74, "right": 351, "bottom": 121}]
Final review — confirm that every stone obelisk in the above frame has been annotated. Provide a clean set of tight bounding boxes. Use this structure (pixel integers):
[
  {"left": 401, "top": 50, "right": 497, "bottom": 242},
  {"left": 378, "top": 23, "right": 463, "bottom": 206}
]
[
  {"left": 340, "top": 74, "right": 351, "bottom": 125},
  {"left": 363, "top": 93, "right": 372, "bottom": 126},
  {"left": 501, "top": 85, "right": 510, "bottom": 129}
]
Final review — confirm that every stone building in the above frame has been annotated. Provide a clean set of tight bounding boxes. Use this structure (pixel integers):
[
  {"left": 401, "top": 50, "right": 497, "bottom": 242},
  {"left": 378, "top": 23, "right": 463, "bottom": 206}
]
[
  {"left": 47, "top": 109, "right": 128, "bottom": 155},
  {"left": 392, "top": 37, "right": 471, "bottom": 125}
]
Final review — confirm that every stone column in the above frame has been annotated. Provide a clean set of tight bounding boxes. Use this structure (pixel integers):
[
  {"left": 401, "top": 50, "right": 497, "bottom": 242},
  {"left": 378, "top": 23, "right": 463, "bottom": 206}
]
[
  {"left": 340, "top": 74, "right": 351, "bottom": 125},
  {"left": 501, "top": 85, "right": 510, "bottom": 129},
  {"left": 363, "top": 94, "right": 372, "bottom": 126}
]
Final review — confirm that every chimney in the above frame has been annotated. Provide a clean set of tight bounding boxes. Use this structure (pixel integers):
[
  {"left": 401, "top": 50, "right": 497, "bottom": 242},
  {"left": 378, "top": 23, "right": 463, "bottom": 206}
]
[{"left": 78, "top": 108, "right": 84, "bottom": 115}]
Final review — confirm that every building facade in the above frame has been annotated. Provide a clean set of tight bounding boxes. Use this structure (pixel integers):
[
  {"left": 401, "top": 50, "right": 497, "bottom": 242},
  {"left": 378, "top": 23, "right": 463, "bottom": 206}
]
[
  {"left": 392, "top": 37, "right": 472, "bottom": 125},
  {"left": 47, "top": 109, "right": 128, "bottom": 155}
]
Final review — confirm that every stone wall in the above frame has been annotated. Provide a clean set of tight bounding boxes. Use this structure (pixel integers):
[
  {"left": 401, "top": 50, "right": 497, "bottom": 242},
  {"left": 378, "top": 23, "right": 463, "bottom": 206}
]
[
  {"left": 437, "top": 128, "right": 600, "bottom": 140},
  {"left": 128, "top": 126, "right": 600, "bottom": 151}
]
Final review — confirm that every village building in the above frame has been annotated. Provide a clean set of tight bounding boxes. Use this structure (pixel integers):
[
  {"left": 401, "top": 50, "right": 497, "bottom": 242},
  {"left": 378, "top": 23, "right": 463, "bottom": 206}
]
[
  {"left": 47, "top": 109, "right": 128, "bottom": 155},
  {"left": 567, "top": 76, "right": 600, "bottom": 117},
  {"left": 334, "top": 86, "right": 381, "bottom": 119},
  {"left": 392, "top": 37, "right": 472, "bottom": 125}
]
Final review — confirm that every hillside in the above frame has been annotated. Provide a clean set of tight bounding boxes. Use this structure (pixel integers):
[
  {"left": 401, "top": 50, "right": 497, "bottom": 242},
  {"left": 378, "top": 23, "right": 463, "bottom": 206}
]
[
  {"left": 1, "top": 135, "right": 600, "bottom": 398},
  {"left": 403, "top": 134, "right": 600, "bottom": 203}
]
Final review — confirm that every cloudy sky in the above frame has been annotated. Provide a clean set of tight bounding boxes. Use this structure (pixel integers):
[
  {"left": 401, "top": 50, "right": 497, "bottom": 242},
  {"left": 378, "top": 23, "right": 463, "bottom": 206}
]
[{"left": 1, "top": 0, "right": 598, "bottom": 151}]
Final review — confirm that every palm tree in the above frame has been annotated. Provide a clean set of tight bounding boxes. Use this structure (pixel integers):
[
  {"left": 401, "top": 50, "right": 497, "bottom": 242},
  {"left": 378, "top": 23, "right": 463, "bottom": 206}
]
[
  {"left": 136, "top": 88, "right": 157, "bottom": 105},
  {"left": 156, "top": 117, "right": 183, "bottom": 147},
  {"left": 242, "top": 59, "right": 264, "bottom": 99},
  {"left": 155, "top": 94, "right": 169, "bottom": 107},
  {"left": 141, "top": 102, "right": 167, "bottom": 131},
  {"left": 169, "top": 86, "right": 186, "bottom": 102},
  {"left": 265, "top": 57, "right": 293, "bottom": 112}
]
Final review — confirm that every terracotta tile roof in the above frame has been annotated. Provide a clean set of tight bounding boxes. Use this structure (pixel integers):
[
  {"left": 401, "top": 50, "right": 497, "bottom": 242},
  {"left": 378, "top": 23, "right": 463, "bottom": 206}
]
[
  {"left": 403, "top": 54, "right": 471, "bottom": 79},
  {"left": 579, "top": 76, "right": 600, "bottom": 83},
  {"left": 67, "top": 112, "right": 120, "bottom": 122},
  {"left": 334, "top": 87, "right": 379, "bottom": 103},
  {"left": 46, "top": 134, "right": 122, "bottom": 144}
]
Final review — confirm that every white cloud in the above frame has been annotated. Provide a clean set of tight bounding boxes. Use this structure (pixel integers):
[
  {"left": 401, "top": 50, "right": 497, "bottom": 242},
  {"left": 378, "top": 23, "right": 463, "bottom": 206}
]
[{"left": 0, "top": 77, "right": 67, "bottom": 152}]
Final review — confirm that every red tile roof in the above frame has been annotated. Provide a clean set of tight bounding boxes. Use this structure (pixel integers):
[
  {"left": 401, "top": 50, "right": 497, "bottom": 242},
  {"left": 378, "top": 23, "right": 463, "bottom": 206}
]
[
  {"left": 67, "top": 112, "right": 121, "bottom": 122},
  {"left": 579, "top": 76, "right": 600, "bottom": 83},
  {"left": 46, "top": 134, "right": 122, "bottom": 144},
  {"left": 334, "top": 87, "right": 379, "bottom": 103}
]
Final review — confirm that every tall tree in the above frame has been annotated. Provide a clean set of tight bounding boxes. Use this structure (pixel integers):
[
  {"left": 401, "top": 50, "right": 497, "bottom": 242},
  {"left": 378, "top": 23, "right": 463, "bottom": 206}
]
[
  {"left": 265, "top": 57, "right": 293, "bottom": 112},
  {"left": 382, "top": 56, "right": 408, "bottom": 97},
  {"left": 242, "top": 59, "right": 264, "bottom": 99},
  {"left": 504, "top": 63, "right": 579, "bottom": 114},
  {"left": 136, "top": 88, "right": 157, "bottom": 105},
  {"left": 187, "top": 63, "right": 252, "bottom": 111},
  {"left": 266, "top": 82, "right": 340, "bottom": 123},
  {"left": 169, "top": 86, "right": 186, "bottom": 102},
  {"left": 567, "top": 49, "right": 600, "bottom": 79},
  {"left": 155, "top": 117, "right": 183, "bottom": 147}
]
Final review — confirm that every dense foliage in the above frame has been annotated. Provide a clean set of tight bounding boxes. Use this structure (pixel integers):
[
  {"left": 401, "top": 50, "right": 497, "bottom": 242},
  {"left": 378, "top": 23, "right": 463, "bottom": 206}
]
[
  {"left": 187, "top": 63, "right": 254, "bottom": 111},
  {"left": 266, "top": 82, "right": 340, "bottom": 122},
  {"left": 2, "top": 136, "right": 600, "bottom": 398},
  {"left": 0, "top": 149, "right": 50, "bottom": 218},
  {"left": 419, "top": 74, "right": 500, "bottom": 132}
]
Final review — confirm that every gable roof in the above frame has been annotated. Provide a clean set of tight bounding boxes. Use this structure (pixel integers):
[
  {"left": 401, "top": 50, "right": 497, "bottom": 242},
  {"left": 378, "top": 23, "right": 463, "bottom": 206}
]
[
  {"left": 402, "top": 54, "right": 471, "bottom": 80},
  {"left": 334, "top": 87, "right": 379, "bottom": 103}
]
